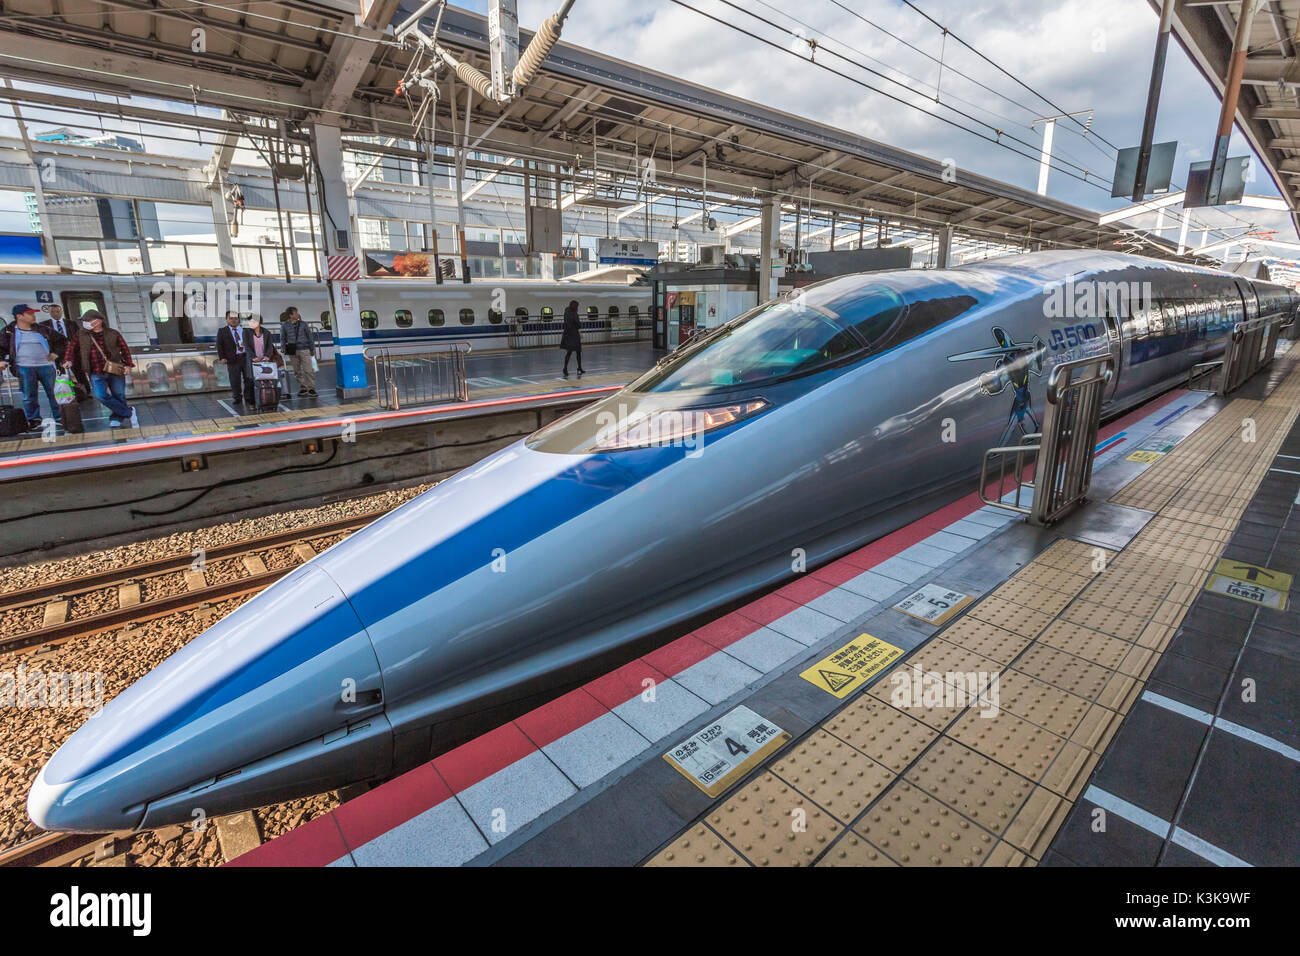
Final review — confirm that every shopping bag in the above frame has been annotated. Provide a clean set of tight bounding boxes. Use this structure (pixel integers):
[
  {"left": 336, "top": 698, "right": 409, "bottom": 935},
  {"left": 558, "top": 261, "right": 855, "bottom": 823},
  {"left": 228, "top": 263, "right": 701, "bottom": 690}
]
[
  {"left": 310, "top": 355, "right": 319, "bottom": 372},
  {"left": 54, "top": 371, "right": 78, "bottom": 405}
]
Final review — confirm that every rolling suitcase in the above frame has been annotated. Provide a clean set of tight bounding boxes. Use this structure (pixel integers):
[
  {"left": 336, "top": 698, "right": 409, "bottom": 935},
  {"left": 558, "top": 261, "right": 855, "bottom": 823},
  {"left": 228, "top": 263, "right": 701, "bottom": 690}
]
[
  {"left": 251, "top": 362, "right": 281, "bottom": 410},
  {"left": 59, "top": 399, "right": 84, "bottom": 434},
  {"left": 1, "top": 378, "right": 29, "bottom": 437}
]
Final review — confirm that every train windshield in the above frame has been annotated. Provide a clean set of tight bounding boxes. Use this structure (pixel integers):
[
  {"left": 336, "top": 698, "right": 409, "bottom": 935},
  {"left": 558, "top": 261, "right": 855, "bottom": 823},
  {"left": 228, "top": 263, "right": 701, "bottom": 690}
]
[{"left": 632, "top": 285, "right": 905, "bottom": 393}]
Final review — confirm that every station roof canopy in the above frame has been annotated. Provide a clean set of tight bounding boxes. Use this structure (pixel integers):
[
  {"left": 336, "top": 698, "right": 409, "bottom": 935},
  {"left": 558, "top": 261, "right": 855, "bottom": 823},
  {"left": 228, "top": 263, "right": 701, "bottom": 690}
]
[
  {"left": 1157, "top": 0, "right": 1300, "bottom": 230},
  {"left": 0, "top": 1, "right": 1204, "bottom": 258}
]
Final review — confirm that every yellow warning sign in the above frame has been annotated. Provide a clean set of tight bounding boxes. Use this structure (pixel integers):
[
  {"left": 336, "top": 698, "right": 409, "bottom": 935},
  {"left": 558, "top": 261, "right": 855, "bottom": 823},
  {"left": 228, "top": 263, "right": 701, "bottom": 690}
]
[
  {"left": 1126, "top": 450, "right": 1165, "bottom": 464},
  {"left": 1212, "top": 558, "right": 1293, "bottom": 594},
  {"left": 799, "top": 635, "right": 904, "bottom": 698}
]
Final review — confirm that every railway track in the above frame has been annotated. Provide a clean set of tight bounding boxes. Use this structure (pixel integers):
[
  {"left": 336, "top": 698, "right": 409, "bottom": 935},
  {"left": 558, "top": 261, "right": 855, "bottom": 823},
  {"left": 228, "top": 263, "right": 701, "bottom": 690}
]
[
  {"left": 0, "top": 510, "right": 391, "bottom": 655},
  {"left": 0, "top": 514, "right": 393, "bottom": 866}
]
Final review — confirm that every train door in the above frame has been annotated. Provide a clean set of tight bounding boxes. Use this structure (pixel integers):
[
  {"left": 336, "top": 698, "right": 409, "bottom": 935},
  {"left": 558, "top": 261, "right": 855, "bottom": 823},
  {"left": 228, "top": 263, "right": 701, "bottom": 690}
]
[
  {"left": 61, "top": 290, "right": 107, "bottom": 324},
  {"left": 147, "top": 290, "right": 195, "bottom": 345},
  {"left": 1099, "top": 290, "right": 1124, "bottom": 403}
]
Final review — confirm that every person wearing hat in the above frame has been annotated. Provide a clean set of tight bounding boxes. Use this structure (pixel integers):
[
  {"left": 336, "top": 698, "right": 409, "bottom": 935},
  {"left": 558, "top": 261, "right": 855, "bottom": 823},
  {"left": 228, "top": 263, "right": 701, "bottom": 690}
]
[
  {"left": 0, "top": 304, "right": 61, "bottom": 430},
  {"left": 63, "top": 310, "right": 136, "bottom": 427}
]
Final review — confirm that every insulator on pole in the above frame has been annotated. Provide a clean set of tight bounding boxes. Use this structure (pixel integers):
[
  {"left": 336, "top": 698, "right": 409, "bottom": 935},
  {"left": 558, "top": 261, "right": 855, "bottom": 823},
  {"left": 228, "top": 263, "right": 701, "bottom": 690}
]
[{"left": 512, "top": 11, "right": 564, "bottom": 90}]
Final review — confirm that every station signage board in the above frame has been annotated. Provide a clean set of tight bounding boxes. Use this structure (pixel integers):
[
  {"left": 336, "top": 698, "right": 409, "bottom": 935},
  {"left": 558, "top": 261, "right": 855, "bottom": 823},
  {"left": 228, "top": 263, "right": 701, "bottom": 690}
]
[
  {"left": 663, "top": 705, "right": 790, "bottom": 797},
  {"left": 598, "top": 238, "right": 659, "bottom": 267}
]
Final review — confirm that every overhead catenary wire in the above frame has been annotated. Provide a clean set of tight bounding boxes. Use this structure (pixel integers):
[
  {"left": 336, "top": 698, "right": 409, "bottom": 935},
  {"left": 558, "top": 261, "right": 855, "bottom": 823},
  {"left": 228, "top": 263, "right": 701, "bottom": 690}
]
[
  {"left": 0, "top": 41, "right": 1229, "bottom": 256},
  {"left": 897, "top": 0, "right": 1120, "bottom": 152}
]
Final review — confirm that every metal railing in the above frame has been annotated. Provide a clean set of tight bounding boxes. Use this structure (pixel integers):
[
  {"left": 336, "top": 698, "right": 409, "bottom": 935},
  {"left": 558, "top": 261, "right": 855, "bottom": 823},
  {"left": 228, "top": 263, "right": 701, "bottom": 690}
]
[
  {"left": 1217, "top": 314, "right": 1286, "bottom": 395},
  {"left": 980, "top": 355, "right": 1114, "bottom": 526},
  {"left": 507, "top": 315, "right": 614, "bottom": 349},
  {"left": 365, "top": 342, "right": 470, "bottom": 410}
]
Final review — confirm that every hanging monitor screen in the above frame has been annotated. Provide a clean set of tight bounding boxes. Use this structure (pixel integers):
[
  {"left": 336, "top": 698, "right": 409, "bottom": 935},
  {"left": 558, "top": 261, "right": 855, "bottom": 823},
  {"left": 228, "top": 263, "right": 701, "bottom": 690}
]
[{"left": 1110, "top": 141, "right": 1177, "bottom": 198}]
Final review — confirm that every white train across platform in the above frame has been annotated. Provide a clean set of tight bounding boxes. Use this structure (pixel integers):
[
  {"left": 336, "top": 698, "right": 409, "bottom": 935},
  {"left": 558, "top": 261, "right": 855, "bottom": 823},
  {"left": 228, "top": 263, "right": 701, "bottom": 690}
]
[{"left": 0, "top": 272, "right": 653, "bottom": 353}]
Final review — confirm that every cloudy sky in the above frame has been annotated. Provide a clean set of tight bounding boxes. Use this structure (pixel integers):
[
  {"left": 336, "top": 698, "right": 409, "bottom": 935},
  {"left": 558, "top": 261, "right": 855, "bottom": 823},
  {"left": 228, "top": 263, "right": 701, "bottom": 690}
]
[{"left": 480, "top": 0, "right": 1294, "bottom": 246}]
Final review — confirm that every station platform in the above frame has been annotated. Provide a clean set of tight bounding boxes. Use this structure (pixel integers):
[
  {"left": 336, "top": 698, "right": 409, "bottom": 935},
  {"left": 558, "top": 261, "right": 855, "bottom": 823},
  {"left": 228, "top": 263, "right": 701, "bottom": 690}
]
[
  {"left": 0, "top": 343, "right": 655, "bottom": 480},
  {"left": 230, "top": 354, "right": 1300, "bottom": 868}
]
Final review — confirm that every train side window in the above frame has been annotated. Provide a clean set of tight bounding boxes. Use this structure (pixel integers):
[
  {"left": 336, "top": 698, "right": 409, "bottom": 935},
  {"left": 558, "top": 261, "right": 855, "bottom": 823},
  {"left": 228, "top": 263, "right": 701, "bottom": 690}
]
[
  {"left": 395, "top": 309, "right": 413, "bottom": 328},
  {"left": 360, "top": 310, "right": 378, "bottom": 330},
  {"left": 629, "top": 305, "right": 640, "bottom": 320},
  {"left": 587, "top": 306, "right": 599, "bottom": 320},
  {"left": 459, "top": 308, "right": 475, "bottom": 326},
  {"left": 514, "top": 307, "right": 530, "bottom": 322},
  {"left": 320, "top": 311, "right": 332, "bottom": 330},
  {"left": 609, "top": 305, "right": 620, "bottom": 320},
  {"left": 488, "top": 309, "right": 503, "bottom": 325},
  {"left": 429, "top": 308, "right": 445, "bottom": 327},
  {"left": 541, "top": 307, "right": 554, "bottom": 320}
]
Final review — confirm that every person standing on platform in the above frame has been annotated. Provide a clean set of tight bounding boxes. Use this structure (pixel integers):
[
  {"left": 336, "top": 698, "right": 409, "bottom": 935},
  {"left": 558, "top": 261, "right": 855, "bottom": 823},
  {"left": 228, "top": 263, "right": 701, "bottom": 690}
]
[
  {"left": 40, "top": 305, "right": 89, "bottom": 399},
  {"left": 0, "top": 304, "right": 61, "bottom": 430},
  {"left": 560, "top": 299, "right": 585, "bottom": 378},
  {"left": 63, "top": 310, "right": 135, "bottom": 428},
  {"left": 216, "top": 310, "right": 253, "bottom": 406},
  {"left": 279, "top": 306, "right": 317, "bottom": 397}
]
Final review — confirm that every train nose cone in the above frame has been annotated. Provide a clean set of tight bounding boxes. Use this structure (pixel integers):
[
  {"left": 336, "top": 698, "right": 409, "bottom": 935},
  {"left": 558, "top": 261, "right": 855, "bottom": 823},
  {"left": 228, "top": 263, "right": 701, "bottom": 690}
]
[{"left": 28, "top": 564, "right": 390, "bottom": 834}]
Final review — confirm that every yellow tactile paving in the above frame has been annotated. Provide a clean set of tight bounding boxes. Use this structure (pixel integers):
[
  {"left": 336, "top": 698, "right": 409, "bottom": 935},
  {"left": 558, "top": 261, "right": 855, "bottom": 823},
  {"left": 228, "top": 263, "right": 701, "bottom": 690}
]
[
  {"left": 649, "top": 361, "right": 1300, "bottom": 867},
  {"left": 769, "top": 731, "right": 895, "bottom": 825},
  {"left": 697, "top": 773, "right": 843, "bottom": 867},
  {"left": 993, "top": 669, "right": 1094, "bottom": 737},
  {"left": 937, "top": 617, "right": 1033, "bottom": 664},
  {"left": 644, "top": 824, "right": 749, "bottom": 867},
  {"left": 814, "top": 832, "right": 899, "bottom": 866},
  {"left": 968, "top": 596, "right": 1054, "bottom": 639},
  {"left": 822, "top": 696, "right": 937, "bottom": 772},
  {"left": 989, "top": 579, "right": 1076, "bottom": 615},
  {"left": 853, "top": 781, "right": 998, "bottom": 866},
  {"left": 947, "top": 708, "right": 1067, "bottom": 783},
  {"left": 901, "top": 738, "right": 1035, "bottom": 836}
]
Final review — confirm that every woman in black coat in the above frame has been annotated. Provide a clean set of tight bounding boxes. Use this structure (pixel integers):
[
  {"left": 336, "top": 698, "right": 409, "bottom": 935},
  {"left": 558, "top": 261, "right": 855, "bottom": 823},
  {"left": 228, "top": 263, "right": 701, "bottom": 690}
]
[{"left": 560, "top": 300, "right": 584, "bottom": 377}]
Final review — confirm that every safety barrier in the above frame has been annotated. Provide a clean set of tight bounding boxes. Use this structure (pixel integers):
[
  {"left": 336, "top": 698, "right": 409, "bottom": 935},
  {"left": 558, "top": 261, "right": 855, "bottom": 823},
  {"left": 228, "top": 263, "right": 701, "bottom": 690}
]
[
  {"left": 507, "top": 315, "right": 613, "bottom": 349},
  {"left": 979, "top": 355, "right": 1114, "bottom": 526},
  {"left": 1191, "top": 314, "right": 1289, "bottom": 396},
  {"left": 365, "top": 342, "right": 470, "bottom": 410}
]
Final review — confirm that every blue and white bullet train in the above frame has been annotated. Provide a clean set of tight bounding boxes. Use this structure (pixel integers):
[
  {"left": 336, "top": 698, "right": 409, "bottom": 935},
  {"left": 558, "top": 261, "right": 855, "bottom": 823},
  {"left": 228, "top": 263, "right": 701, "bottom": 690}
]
[{"left": 29, "top": 250, "right": 1298, "bottom": 832}]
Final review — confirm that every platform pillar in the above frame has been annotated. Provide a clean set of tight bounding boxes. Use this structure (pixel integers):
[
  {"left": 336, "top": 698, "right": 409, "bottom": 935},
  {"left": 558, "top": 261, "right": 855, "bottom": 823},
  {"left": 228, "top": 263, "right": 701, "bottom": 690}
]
[
  {"left": 759, "top": 195, "right": 781, "bottom": 302},
  {"left": 936, "top": 225, "right": 953, "bottom": 269},
  {"left": 312, "top": 123, "right": 369, "bottom": 399}
]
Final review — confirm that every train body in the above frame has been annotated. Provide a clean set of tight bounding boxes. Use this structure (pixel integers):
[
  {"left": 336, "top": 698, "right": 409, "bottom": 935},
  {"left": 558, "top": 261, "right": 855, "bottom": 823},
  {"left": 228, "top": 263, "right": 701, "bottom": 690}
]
[
  {"left": 0, "top": 273, "right": 650, "bottom": 352},
  {"left": 29, "top": 250, "right": 1299, "bottom": 833}
]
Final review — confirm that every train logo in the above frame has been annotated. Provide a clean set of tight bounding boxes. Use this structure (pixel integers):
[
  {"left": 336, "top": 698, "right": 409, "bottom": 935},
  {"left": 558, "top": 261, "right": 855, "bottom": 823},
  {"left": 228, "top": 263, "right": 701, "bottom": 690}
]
[{"left": 947, "top": 327, "right": 1046, "bottom": 443}]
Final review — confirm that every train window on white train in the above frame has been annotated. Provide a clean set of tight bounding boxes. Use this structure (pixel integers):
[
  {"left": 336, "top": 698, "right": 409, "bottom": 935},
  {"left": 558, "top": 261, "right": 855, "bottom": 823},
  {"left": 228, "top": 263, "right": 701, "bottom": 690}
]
[
  {"left": 395, "top": 309, "right": 414, "bottom": 328},
  {"left": 629, "top": 305, "right": 640, "bottom": 319},
  {"left": 488, "top": 309, "right": 503, "bottom": 324},
  {"left": 515, "top": 307, "right": 529, "bottom": 322},
  {"left": 609, "top": 306, "right": 620, "bottom": 319},
  {"left": 459, "top": 308, "right": 475, "bottom": 325},
  {"left": 361, "top": 310, "right": 378, "bottom": 330},
  {"left": 587, "top": 306, "right": 600, "bottom": 320},
  {"left": 429, "top": 309, "right": 445, "bottom": 327},
  {"left": 319, "top": 311, "right": 332, "bottom": 330},
  {"left": 541, "top": 307, "right": 554, "bottom": 320}
]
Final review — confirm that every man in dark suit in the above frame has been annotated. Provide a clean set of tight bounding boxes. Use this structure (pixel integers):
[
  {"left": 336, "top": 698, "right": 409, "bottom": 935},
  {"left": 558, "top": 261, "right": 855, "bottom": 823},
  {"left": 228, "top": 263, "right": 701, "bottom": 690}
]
[{"left": 215, "top": 310, "right": 253, "bottom": 405}]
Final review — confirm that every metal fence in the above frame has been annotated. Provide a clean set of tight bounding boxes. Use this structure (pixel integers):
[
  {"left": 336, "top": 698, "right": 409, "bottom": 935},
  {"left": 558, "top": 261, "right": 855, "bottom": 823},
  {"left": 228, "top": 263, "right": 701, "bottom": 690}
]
[
  {"left": 1189, "top": 314, "right": 1288, "bottom": 396},
  {"left": 980, "top": 355, "right": 1114, "bottom": 526},
  {"left": 365, "top": 342, "right": 470, "bottom": 410},
  {"left": 507, "top": 315, "right": 613, "bottom": 349}
]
